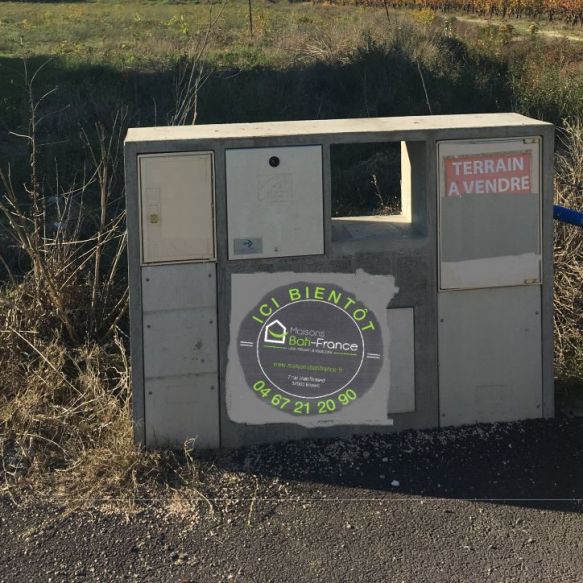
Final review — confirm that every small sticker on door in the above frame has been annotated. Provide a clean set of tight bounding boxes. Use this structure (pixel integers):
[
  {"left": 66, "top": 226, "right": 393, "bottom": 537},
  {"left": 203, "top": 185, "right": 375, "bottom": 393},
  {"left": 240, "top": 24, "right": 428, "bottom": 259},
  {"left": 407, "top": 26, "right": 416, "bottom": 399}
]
[
  {"left": 444, "top": 151, "right": 532, "bottom": 197},
  {"left": 234, "top": 238, "right": 263, "bottom": 255}
]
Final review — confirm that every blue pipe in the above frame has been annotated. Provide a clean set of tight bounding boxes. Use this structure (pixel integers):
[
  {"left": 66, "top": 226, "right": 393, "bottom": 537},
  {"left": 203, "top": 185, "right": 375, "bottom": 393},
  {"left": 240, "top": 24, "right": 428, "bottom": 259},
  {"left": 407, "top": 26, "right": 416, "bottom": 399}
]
[{"left": 553, "top": 205, "right": 583, "bottom": 228}]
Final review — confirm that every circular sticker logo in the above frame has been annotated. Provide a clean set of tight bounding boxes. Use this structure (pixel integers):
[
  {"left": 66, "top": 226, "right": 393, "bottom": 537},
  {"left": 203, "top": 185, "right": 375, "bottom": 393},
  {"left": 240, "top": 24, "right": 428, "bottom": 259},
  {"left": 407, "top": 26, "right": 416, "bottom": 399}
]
[{"left": 237, "top": 283, "right": 383, "bottom": 416}]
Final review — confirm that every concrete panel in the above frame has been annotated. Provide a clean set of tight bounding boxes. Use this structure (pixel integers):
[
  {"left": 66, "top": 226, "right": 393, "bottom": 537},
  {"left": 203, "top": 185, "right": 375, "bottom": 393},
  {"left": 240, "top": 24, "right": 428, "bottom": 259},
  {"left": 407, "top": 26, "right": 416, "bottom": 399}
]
[
  {"left": 540, "top": 125, "right": 555, "bottom": 418},
  {"left": 141, "top": 263, "right": 219, "bottom": 448},
  {"left": 401, "top": 141, "right": 427, "bottom": 235},
  {"left": 400, "top": 142, "right": 412, "bottom": 222},
  {"left": 145, "top": 374, "right": 219, "bottom": 448},
  {"left": 142, "top": 263, "right": 215, "bottom": 312},
  {"left": 125, "top": 144, "right": 146, "bottom": 445},
  {"left": 126, "top": 114, "right": 552, "bottom": 143},
  {"left": 124, "top": 114, "right": 553, "bottom": 450},
  {"left": 139, "top": 152, "right": 215, "bottom": 263},
  {"left": 387, "top": 308, "right": 415, "bottom": 414},
  {"left": 143, "top": 308, "right": 217, "bottom": 378},
  {"left": 438, "top": 286, "right": 542, "bottom": 426},
  {"left": 226, "top": 146, "right": 324, "bottom": 259}
]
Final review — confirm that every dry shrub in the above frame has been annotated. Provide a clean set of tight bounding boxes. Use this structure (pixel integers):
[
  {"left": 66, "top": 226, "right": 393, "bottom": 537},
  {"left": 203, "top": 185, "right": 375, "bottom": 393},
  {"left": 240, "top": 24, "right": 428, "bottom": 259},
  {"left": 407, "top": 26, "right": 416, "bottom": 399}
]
[
  {"left": 0, "top": 63, "right": 149, "bottom": 510},
  {"left": 554, "top": 121, "right": 583, "bottom": 380},
  {"left": 0, "top": 61, "right": 285, "bottom": 519},
  {"left": 0, "top": 316, "right": 144, "bottom": 503},
  {"left": 0, "top": 304, "right": 271, "bottom": 518},
  {"left": 279, "top": 21, "right": 359, "bottom": 65}
]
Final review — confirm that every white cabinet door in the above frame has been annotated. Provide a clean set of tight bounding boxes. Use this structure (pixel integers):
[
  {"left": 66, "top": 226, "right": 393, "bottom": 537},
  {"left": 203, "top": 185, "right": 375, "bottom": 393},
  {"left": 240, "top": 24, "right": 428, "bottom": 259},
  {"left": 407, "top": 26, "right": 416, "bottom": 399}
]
[
  {"left": 226, "top": 146, "right": 324, "bottom": 259},
  {"left": 140, "top": 152, "right": 215, "bottom": 263}
]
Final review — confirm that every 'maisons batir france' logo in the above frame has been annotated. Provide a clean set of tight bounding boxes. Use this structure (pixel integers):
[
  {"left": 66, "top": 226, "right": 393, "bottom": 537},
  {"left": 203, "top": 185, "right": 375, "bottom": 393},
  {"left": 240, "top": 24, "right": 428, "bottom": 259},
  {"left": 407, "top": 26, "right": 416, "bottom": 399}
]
[
  {"left": 237, "top": 282, "right": 383, "bottom": 416},
  {"left": 264, "top": 320, "right": 287, "bottom": 344}
]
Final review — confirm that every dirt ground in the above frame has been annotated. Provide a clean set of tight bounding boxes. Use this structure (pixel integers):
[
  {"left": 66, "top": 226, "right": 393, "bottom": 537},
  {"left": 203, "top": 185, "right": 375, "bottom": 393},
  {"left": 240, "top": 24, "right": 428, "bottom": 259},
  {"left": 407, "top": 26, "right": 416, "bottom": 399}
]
[{"left": 1, "top": 417, "right": 582, "bottom": 582}]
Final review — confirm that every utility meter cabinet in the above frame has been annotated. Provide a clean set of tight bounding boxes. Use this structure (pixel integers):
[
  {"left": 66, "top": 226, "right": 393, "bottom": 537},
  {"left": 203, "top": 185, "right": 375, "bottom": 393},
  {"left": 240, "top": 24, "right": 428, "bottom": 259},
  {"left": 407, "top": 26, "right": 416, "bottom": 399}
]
[{"left": 124, "top": 114, "right": 555, "bottom": 449}]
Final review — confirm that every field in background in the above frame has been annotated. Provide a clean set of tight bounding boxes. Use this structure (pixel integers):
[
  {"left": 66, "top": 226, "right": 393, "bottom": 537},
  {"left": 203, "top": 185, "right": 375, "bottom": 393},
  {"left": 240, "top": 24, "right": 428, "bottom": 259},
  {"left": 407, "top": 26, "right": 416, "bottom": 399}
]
[
  {"left": 1, "top": 0, "right": 583, "bottom": 508},
  {"left": 338, "top": 0, "right": 583, "bottom": 26},
  {"left": 2, "top": 0, "right": 583, "bottom": 195},
  {"left": 2, "top": 1, "right": 404, "bottom": 68},
  {"left": 2, "top": 0, "right": 582, "bottom": 67},
  {"left": 2, "top": 1, "right": 583, "bottom": 130}
]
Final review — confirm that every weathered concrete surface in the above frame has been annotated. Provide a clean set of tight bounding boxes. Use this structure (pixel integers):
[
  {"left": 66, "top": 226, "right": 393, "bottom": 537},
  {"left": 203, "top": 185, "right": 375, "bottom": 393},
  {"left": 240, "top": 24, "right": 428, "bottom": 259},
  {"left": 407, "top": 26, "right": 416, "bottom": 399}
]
[{"left": 125, "top": 113, "right": 552, "bottom": 143}]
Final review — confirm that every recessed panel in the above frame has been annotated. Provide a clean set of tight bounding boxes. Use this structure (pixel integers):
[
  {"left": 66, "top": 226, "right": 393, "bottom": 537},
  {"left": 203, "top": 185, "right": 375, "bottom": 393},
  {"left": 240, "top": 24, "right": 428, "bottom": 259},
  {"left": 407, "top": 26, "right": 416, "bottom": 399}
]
[
  {"left": 226, "top": 146, "right": 324, "bottom": 259},
  {"left": 387, "top": 308, "right": 415, "bottom": 414},
  {"left": 438, "top": 286, "right": 542, "bottom": 426},
  {"left": 145, "top": 375, "right": 219, "bottom": 448},
  {"left": 139, "top": 152, "right": 215, "bottom": 263},
  {"left": 438, "top": 138, "right": 541, "bottom": 289}
]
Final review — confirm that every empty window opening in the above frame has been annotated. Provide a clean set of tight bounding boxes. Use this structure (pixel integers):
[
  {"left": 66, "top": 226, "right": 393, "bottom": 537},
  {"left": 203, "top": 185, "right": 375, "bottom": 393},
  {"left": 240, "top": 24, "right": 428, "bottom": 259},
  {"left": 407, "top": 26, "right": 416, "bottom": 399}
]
[{"left": 331, "top": 142, "right": 402, "bottom": 218}]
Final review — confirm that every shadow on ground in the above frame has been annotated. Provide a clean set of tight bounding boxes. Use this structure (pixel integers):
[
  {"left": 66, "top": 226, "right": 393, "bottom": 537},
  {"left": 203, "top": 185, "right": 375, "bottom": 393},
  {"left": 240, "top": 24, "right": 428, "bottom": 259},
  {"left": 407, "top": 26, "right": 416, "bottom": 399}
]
[
  {"left": 0, "top": 36, "right": 511, "bottom": 181},
  {"left": 212, "top": 416, "right": 583, "bottom": 513}
]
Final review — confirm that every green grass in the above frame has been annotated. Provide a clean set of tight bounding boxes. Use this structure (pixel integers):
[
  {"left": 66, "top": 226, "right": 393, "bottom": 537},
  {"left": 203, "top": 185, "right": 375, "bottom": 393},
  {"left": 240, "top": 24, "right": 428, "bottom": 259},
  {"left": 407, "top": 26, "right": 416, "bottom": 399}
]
[
  {"left": 0, "top": 1, "right": 391, "bottom": 69},
  {"left": 0, "top": 0, "right": 582, "bottom": 187}
]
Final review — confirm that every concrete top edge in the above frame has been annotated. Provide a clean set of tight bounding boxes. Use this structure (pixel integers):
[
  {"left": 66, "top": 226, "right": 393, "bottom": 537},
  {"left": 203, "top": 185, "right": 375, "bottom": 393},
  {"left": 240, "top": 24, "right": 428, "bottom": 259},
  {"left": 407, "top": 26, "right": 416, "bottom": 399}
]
[{"left": 125, "top": 114, "right": 552, "bottom": 143}]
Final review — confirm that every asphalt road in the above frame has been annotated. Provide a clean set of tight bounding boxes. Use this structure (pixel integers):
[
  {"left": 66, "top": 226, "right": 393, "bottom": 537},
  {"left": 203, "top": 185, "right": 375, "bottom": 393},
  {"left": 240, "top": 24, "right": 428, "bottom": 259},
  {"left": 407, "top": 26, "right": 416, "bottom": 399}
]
[{"left": 1, "top": 417, "right": 582, "bottom": 582}]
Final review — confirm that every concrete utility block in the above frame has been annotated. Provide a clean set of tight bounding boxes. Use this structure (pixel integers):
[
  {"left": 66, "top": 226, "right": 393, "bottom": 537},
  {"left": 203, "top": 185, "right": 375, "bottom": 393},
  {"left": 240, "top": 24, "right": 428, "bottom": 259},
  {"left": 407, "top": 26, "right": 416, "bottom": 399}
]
[{"left": 125, "top": 114, "right": 554, "bottom": 449}]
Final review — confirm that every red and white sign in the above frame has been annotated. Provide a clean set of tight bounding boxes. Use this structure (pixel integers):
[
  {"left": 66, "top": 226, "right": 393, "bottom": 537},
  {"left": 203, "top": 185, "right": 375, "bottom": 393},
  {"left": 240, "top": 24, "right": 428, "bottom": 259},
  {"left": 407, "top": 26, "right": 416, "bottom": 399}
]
[{"left": 444, "top": 151, "right": 532, "bottom": 197}]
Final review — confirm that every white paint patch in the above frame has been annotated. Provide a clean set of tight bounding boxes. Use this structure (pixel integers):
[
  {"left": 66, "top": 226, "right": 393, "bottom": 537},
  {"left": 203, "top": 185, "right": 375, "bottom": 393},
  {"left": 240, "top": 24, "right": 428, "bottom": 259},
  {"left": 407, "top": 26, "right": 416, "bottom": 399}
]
[
  {"left": 226, "top": 270, "right": 399, "bottom": 427},
  {"left": 441, "top": 253, "right": 541, "bottom": 290}
]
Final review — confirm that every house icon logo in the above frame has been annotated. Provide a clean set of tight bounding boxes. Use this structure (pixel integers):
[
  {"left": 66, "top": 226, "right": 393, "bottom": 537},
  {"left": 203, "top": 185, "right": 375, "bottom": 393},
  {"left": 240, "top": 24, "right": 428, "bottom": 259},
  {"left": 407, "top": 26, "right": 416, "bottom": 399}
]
[{"left": 264, "top": 320, "right": 287, "bottom": 344}]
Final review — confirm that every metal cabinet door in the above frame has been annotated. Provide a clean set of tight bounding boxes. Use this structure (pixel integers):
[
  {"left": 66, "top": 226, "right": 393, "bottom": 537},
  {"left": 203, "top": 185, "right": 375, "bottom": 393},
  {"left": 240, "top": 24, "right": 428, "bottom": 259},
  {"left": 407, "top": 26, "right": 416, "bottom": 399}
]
[
  {"left": 226, "top": 146, "right": 324, "bottom": 259},
  {"left": 438, "top": 138, "right": 541, "bottom": 290},
  {"left": 438, "top": 286, "right": 542, "bottom": 426}
]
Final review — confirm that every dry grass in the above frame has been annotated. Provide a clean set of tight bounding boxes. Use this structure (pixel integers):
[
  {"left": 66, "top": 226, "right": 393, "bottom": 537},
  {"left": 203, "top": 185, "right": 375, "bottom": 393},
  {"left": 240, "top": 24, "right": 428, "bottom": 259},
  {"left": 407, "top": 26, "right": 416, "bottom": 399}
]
[
  {"left": 0, "top": 276, "right": 284, "bottom": 517},
  {"left": 0, "top": 58, "right": 288, "bottom": 519},
  {"left": 553, "top": 121, "right": 583, "bottom": 380}
]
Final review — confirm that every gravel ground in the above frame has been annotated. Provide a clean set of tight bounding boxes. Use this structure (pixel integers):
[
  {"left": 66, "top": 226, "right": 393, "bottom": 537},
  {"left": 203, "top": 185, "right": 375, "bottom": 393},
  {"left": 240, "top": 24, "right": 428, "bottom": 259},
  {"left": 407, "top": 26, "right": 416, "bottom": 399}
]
[{"left": 1, "top": 417, "right": 582, "bottom": 583}]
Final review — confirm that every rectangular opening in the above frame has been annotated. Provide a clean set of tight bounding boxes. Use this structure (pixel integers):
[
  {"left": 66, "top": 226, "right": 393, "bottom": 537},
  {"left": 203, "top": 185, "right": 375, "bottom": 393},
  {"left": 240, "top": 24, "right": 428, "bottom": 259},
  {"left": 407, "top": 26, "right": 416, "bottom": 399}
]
[
  {"left": 330, "top": 141, "right": 426, "bottom": 244},
  {"left": 331, "top": 142, "right": 403, "bottom": 218}
]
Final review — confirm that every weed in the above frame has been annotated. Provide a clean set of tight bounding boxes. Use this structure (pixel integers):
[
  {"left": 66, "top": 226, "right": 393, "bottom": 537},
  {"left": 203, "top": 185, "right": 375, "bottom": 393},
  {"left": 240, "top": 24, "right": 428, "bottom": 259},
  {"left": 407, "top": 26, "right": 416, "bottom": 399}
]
[{"left": 554, "top": 121, "right": 583, "bottom": 379}]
